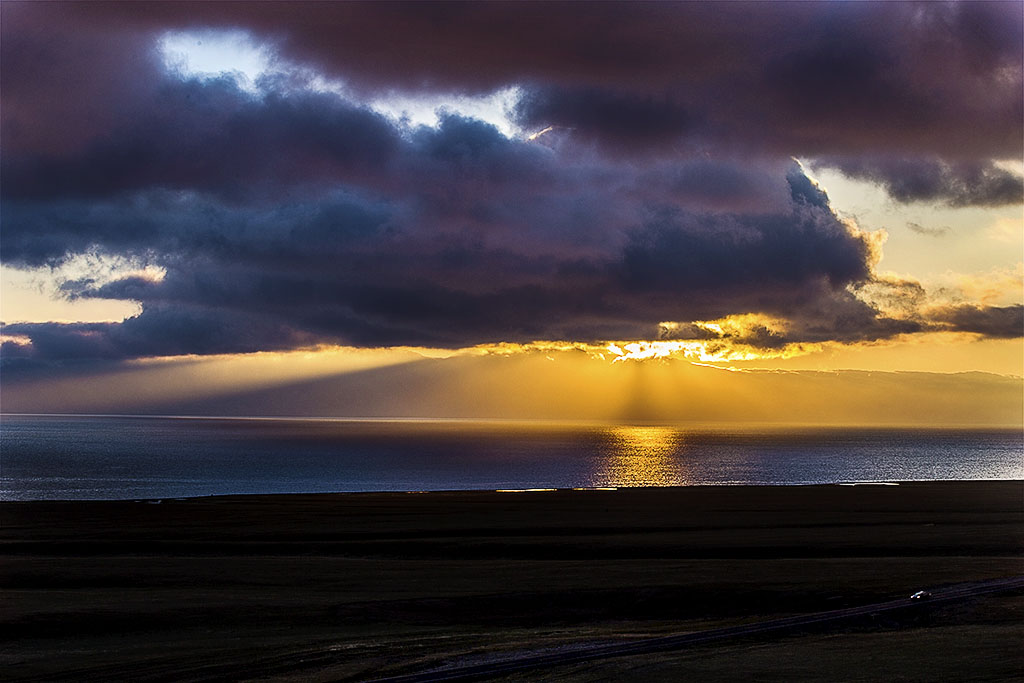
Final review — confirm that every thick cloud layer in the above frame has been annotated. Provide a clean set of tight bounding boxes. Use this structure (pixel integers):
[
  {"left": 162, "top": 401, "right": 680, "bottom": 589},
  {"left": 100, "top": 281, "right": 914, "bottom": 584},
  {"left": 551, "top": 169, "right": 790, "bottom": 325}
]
[
  {"left": 1, "top": 1, "right": 1021, "bottom": 364},
  {"left": 2, "top": 152, "right": 883, "bottom": 358},
  {"left": 5, "top": 2, "right": 1021, "bottom": 162}
]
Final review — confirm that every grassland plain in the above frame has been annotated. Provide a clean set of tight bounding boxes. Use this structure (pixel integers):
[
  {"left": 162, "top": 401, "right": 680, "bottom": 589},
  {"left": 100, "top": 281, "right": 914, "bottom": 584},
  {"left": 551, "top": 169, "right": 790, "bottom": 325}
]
[{"left": 2, "top": 481, "right": 1022, "bottom": 681}]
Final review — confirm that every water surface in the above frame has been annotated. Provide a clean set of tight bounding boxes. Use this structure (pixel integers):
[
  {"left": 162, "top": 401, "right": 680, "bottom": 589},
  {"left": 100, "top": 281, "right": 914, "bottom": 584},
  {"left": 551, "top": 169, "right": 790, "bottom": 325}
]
[{"left": 1, "top": 415, "right": 1020, "bottom": 500}]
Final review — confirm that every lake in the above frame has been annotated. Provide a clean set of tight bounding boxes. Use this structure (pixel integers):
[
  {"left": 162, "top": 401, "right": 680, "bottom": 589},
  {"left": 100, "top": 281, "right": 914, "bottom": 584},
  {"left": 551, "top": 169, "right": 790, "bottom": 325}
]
[{"left": 1, "top": 415, "right": 1021, "bottom": 500}]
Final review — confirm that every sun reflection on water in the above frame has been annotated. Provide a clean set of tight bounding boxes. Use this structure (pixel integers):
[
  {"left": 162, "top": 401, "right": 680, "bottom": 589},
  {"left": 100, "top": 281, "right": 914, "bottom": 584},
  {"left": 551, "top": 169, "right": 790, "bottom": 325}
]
[{"left": 592, "top": 426, "right": 688, "bottom": 487}]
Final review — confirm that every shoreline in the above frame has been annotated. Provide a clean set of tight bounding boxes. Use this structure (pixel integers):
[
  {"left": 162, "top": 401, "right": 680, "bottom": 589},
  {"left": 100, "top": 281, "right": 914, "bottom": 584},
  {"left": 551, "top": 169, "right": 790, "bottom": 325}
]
[{"left": 3, "top": 478, "right": 1023, "bottom": 504}]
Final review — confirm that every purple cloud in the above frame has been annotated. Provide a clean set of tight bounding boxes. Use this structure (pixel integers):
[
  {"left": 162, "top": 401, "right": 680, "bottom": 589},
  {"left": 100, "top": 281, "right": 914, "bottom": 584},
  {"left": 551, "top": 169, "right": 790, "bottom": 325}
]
[{"left": 1, "top": 1, "right": 1020, "bottom": 366}]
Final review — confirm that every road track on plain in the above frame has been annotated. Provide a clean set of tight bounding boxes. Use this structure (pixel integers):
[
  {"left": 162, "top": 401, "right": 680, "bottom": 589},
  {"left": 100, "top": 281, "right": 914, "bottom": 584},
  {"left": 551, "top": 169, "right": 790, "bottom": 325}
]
[{"left": 369, "top": 575, "right": 1024, "bottom": 683}]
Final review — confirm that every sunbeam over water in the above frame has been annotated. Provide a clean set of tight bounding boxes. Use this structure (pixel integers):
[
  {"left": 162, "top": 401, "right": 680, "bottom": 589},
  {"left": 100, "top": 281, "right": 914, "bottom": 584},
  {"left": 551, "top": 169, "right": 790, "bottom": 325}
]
[{"left": 594, "top": 426, "right": 690, "bottom": 487}]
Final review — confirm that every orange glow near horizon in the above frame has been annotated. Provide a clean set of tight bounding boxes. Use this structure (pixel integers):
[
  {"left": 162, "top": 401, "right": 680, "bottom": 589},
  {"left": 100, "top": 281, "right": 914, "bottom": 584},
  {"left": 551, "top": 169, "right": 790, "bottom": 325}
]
[{"left": 3, "top": 339, "right": 1021, "bottom": 425}]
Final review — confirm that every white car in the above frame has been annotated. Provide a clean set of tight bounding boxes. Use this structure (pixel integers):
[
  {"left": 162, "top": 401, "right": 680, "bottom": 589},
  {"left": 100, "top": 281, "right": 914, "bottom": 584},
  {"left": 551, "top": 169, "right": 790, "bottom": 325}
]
[{"left": 909, "top": 590, "right": 932, "bottom": 600}]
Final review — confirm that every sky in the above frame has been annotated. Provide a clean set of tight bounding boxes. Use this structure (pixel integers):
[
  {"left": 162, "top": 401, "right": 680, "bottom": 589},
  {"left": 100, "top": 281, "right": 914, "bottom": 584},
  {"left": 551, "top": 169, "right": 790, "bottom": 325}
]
[{"left": 1, "top": 1, "right": 1022, "bottom": 424}]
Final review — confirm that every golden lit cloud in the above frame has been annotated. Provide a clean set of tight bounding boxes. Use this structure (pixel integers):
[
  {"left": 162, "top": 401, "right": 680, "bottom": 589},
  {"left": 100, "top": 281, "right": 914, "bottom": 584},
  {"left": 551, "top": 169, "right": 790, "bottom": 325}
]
[
  {"left": 843, "top": 217, "right": 887, "bottom": 269},
  {"left": 0, "top": 333, "right": 32, "bottom": 347},
  {"left": 526, "top": 125, "right": 555, "bottom": 141},
  {"left": 692, "top": 312, "right": 790, "bottom": 338},
  {"left": 605, "top": 339, "right": 822, "bottom": 363},
  {"left": 467, "top": 329, "right": 823, "bottom": 366},
  {"left": 599, "top": 313, "right": 822, "bottom": 364}
]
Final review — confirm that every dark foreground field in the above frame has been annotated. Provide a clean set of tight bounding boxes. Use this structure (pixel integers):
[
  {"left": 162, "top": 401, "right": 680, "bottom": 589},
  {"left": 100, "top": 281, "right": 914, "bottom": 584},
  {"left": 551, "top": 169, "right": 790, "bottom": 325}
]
[{"left": 2, "top": 482, "right": 1022, "bottom": 681}]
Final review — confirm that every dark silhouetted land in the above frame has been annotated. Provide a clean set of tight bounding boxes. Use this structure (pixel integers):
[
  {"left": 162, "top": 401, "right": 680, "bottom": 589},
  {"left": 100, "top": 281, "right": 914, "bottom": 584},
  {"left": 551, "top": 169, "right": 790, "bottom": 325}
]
[{"left": 2, "top": 481, "right": 1022, "bottom": 680}]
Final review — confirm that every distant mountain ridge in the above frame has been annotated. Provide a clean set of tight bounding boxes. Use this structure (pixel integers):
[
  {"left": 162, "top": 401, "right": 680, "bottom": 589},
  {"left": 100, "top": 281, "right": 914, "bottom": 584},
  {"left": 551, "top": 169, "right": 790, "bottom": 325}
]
[{"left": 4, "top": 352, "right": 1021, "bottom": 427}]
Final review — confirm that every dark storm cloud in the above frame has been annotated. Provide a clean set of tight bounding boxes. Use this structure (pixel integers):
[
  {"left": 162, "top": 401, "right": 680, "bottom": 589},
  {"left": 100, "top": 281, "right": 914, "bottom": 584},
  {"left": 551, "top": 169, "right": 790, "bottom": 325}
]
[
  {"left": 2, "top": 187, "right": 397, "bottom": 268},
  {"left": 930, "top": 304, "right": 1024, "bottom": 339},
  {"left": 812, "top": 158, "right": 1024, "bottom": 208},
  {"left": 3, "top": 168, "right": 893, "bottom": 360},
  {"left": 2, "top": 1, "right": 1021, "bottom": 364},
  {"left": 3, "top": 306, "right": 316, "bottom": 361},
  {"left": 513, "top": 87, "right": 696, "bottom": 152},
  {"left": 5, "top": 2, "right": 1020, "bottom": 163},
  {"left": 505, "top": 3, "right": 1019, "bottom": 164},
  {"left": 618, "top": 190, "right": 870, "bottom": 297},
  {"left": 0, "top": 2, "right": 166, "bottom": 156},
  {"left": 2, "top": 76, "right": 402, "bottom": 202},
  {"left": 630, "top": 159, "right": 793, "bottom": 214},
  {"left": 2, "top": 167, "right": 888, "bottom": 356}
]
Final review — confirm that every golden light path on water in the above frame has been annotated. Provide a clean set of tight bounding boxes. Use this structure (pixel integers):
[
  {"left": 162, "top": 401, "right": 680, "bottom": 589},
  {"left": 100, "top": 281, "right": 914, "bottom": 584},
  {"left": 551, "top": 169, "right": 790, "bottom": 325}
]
[{"left": 592, "top": 426, "right": 689, "bottom": 488}]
